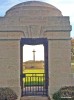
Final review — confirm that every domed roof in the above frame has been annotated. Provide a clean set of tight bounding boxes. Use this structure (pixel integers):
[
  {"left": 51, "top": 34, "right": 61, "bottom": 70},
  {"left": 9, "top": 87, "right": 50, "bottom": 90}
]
[{"left": 6, "top": 1, "right": 62, "bottom": 17}]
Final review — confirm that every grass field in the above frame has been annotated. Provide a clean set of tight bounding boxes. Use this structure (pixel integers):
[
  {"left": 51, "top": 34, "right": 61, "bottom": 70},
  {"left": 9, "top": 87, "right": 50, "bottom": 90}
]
[
  {"left": 23, "top": 69, "right": 44, "bottom": 73},
  {"left": 23, "top": 69, "right": 44, "bottom": 86}
]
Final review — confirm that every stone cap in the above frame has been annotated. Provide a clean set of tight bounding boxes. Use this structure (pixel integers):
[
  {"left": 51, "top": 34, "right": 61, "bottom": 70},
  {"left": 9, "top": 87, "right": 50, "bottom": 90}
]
[{"left": 6, "top": 1, "right": 62, "bottom": 17}]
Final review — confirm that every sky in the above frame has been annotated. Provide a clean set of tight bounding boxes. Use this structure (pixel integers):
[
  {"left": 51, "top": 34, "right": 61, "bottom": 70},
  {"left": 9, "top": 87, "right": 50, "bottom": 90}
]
[
  {"left": 23, "top": 45, "right": 44, "bottom": 61},
  {"left": 0, "top": 0, "right": 74, "bottom": 61}
]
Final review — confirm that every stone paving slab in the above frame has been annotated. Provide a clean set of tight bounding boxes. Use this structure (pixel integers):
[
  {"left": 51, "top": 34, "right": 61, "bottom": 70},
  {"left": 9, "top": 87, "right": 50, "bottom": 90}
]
[{"left": 20, "top": 96, "right": 49, "bottom": 100}]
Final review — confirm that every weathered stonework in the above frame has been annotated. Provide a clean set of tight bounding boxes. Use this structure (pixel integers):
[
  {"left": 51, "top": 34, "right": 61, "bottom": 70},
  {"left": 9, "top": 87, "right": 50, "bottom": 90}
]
[{"left": 0, "top": 1, "right": 72, "bottom": 99}]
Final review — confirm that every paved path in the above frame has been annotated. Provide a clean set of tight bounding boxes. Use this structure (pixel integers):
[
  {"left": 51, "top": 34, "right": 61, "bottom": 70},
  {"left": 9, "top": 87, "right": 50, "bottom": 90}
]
[{"left": 20, "top": 96, "right": 50, "bottom": 100}]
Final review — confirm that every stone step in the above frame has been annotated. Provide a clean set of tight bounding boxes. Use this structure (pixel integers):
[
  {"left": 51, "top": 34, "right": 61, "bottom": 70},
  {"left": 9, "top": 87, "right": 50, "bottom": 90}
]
[{"left": 20, "top": 96, "right": 50, "bottom": 100}]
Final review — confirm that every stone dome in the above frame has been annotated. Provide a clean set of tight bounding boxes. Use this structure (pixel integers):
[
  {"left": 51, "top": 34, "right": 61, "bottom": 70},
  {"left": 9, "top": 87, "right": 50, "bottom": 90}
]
[{"left": 6, "top": 1, "right": 62, "bottom": 17}]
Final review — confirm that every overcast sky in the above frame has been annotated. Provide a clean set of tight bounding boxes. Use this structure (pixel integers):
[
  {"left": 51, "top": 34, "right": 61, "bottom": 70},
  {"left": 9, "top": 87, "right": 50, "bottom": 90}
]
[
  {"left": 23, "top": 45, "right": 44, "bottom": 61},
  {"left": 0, "top": 0, "right": 74, "bottom": 38}
]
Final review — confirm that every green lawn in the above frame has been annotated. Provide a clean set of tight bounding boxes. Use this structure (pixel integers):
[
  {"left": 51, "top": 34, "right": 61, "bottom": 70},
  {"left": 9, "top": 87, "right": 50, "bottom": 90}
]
[{"left": 23, "top": 69, "right": 44, "bottom": 73}]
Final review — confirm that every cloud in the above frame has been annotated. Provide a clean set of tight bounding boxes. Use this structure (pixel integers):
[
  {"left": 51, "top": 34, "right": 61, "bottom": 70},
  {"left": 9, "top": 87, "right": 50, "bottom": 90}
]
[
  {"left": 56, "top": 3, "right": 74, "bottom": 16},
  {"left": 60, "top": 0, "right": 74, "bottom": 4}
]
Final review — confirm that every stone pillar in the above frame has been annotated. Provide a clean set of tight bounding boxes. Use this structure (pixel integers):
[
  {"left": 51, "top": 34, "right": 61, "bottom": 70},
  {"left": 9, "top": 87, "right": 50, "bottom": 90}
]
[
  {"left": 48, "top": 38, "right": 72, "bottom": 98},
  {"left": 0, "top": 40, "right": 21, "bottom": 97}
]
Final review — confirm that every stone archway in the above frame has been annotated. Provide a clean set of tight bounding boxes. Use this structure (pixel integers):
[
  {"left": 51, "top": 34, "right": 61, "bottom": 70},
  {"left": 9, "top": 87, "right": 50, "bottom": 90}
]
[{"left": 20, "top": 38, "right": 48, "bottom": 96}]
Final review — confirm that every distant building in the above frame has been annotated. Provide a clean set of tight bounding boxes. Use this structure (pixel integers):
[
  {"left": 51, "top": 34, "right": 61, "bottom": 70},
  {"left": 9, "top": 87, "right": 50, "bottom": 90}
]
[{"left": 23, "top": 60, "right": 44, "bottom": 69}]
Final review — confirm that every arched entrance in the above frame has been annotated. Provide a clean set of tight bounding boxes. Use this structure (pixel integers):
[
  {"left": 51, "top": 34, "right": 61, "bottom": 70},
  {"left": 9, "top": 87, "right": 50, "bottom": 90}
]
[{"left": 20, "top": 38, "right": 48, "bottom": 96}]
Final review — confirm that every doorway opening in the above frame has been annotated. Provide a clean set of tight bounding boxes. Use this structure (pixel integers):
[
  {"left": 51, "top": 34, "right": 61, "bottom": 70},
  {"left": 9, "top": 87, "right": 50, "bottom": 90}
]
[{"left": 20, "top": 38, "right": 48, "bottom": 96}]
